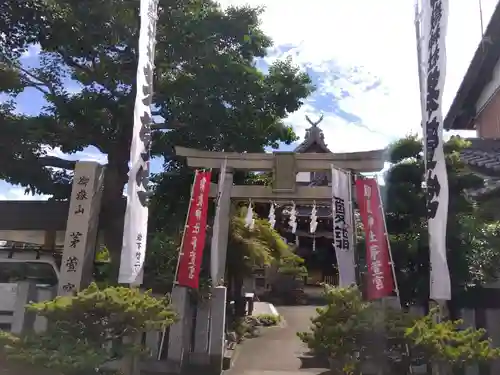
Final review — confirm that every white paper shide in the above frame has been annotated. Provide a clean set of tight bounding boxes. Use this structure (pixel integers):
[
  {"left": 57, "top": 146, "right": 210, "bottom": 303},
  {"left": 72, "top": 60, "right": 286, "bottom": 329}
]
[
  {"left": 331, "top": 166, "right": 356, "bottom": 287},
  {"left": 119, "top": 0, "right": 159, "bottom": 284},
  {"left": 419, "top": 0, "right": 451, "bottom": 300}
]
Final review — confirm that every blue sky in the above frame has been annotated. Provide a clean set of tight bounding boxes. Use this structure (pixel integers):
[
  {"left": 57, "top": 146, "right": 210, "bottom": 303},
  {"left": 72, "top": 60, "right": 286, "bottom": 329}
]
[{"left": 0, "top": 0, "right": 495, "bottom": 200}]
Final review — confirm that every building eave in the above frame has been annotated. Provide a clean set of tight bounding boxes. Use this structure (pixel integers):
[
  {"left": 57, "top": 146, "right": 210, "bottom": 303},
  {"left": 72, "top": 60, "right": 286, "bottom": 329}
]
[{"left": 444, "top": 1, "right": 500, "bottom": 131}]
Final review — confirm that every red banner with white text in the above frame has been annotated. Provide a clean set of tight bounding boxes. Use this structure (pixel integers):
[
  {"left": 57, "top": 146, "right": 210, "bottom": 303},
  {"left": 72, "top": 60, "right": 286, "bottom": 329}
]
[
  {"left": 176, "top": 170, "right": 211, "bottom": 289},
  {"left": 355, "top": 178, "right": 394, "bottom": 300}
]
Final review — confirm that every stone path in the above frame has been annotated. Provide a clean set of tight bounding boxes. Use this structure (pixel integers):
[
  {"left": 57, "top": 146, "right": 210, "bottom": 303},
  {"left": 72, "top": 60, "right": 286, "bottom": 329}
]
[{"left": 225, "top": 288, "right": 329, "bottom": 375}]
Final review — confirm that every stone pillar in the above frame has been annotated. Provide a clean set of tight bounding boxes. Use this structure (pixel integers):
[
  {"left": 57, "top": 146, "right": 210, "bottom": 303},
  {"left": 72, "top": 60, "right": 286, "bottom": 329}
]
[
  {"left": 208, "top": 286, "right": 227, "bottom": 375},
  {"left": 191, "top": 167, "right": 233, "bottom": 366},
  {"left": 486, "top": 309, "right": 500, "bottom": 375},
  {"left": 11, "top": 280, "right": 37, "bottom": 334},
  {"left": 460, "top": 309, "right": 479, "bottom": 375},
  {"left": 191, "top": 300, "right": 211, "bottom": 366},
  {"left": 58, "top": 161, "right": 104, "bottom": 296},
  {"left": 166, "top": 286, "right": 191, "bottom": 372},
  {"left": 211, "top": 167, "right": 234, "bottom": 284},
  {"left": 33, "top": 286, "right": 56, "bottom": 333}
]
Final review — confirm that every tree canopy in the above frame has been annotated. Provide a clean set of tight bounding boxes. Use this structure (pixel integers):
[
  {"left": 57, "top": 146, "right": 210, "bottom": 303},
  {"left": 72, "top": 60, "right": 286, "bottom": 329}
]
[
  {"left": 382, "top": 135, "right": 500, "bottom": 307},
  {"left": 0, "top": 0, "right": 313, "bottom": 276}
]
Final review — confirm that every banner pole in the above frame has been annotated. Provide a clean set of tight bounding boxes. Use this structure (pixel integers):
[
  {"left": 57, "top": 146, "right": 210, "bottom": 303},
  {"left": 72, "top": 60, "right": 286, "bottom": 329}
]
[
  {"left": 375, "top": 176, "right": 413, "bottom": 374},
  {"left": 347, "top": 169, "right": 359, "bottom": 286},
  {"left": 415, "top": 0, "right": 426, "bottom": 125},
  {"left": 158, "top": 169, "right": 199, "bottom": 360},
  {"left": 173, "top": 170, "right": 200, "bottom": 284},
  {"left": 374, "top": 177, "right": 401, "bottom": 306}
]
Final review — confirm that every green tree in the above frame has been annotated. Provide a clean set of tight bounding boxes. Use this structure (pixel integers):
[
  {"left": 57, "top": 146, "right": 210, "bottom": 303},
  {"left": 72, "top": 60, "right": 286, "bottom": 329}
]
[
  {"left": 227, "top": 206, "right": 291, "bottom": 315},
  {"left": 382, "top": 135, "right": 500, "bottom": 307},
  {"left": 0, "top": 0, "right": 313, "bottom": 279}
]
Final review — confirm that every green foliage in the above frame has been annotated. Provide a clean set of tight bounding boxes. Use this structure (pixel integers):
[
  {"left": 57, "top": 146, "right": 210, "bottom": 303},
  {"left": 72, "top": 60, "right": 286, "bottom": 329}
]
[
  {"left": 0, "top": 329, "right": 114, "bottom": 375},
  {"left": 254, "top": 313, "right": 281, "bottom": 327},
  {"left": 297, "top": 286, "right": 500, "bottom": 374},
  {"left": 297, "top": 285, "right": 374, "bottom": 373},
  {"left": 228, "top": 206, "right": 291, "bottom": 275},
  {"left": 143, "top": 232, "right": 180, "bottom": 293},
  {"left": 384, "top": 135, "right": 500, "bottom": 305},
  {"left": 406, "top": 308, "right": 500, "bottom": 367},
  {"left": 277, "top": 253, "right": 308, "bottom": 278},
  {"left": 230, "top": 314, "right": 281, "bottom": 341},
  {"left": 0, "top": 283, "right": 177, "bottom": 374}
]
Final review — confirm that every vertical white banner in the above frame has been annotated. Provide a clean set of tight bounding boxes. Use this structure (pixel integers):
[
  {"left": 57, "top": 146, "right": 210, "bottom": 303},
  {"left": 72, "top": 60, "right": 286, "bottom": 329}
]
[
  {"left": 331, "top": 165, "right": 356, "bottom": 287},
  {"left": 419, "top": 0, "right": 451, "bottom": 300},
  {"left": 119, "top": 0, "right": 159, "bottom": 284}
]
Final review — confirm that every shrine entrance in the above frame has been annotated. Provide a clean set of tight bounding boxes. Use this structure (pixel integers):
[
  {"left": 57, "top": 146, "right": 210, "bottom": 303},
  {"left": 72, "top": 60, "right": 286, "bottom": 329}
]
[{"left": 167, "top": 120, "right": 385, "bottom": 373}]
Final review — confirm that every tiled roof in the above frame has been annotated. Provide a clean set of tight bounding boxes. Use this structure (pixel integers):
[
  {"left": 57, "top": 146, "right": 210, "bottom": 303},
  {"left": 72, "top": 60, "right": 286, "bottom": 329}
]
[
  {"left": 459, "top": 138, "right": 500, "bottom": 197},
  {"left": 460, "top": 138, "right": 500, "bottom": 176}
]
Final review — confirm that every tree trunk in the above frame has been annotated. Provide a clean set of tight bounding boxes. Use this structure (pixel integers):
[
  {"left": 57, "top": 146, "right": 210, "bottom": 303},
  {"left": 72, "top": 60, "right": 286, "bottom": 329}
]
[{"left": 101, "top": 152, "right": 130, "bottom": 284}]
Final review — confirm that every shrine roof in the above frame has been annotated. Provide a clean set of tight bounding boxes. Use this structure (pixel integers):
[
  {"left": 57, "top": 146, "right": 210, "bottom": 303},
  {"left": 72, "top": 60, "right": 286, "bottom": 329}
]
[{"left": 294, "top": 115, "right": 331, "bottom": 153}]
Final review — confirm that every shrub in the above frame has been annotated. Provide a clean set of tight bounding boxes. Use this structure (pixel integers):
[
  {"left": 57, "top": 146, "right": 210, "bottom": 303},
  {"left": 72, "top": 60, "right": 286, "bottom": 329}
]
[
  {"left": 277, "top": 254, "right": 308, "bottom": 279},
  {"left": 297, "top": 285, "right": 500, "bottom": 374},
  {"left": 255, "top": 313, "right": 281, "bottom": 327},
  {"left": 0, "top": 283, "right": 177, "bottom": 375}
]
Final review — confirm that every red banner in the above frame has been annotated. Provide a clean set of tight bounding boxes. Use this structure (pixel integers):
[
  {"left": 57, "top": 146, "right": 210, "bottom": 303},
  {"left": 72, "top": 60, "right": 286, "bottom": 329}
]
[
  {"left": 176, "top": 170, "right": 211, "bottom": 289},
  {"left": 355, "top": 178, "right": 394, "bottom": 300}
]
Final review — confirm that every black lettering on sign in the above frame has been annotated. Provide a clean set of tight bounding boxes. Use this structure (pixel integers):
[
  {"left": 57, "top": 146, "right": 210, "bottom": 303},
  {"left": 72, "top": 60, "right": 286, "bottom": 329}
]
[
  {"left": 77, "top": 176, "right": 90, "bottom": 187},
  {"left": 134, "top": 5, "right": 159, "bottom": 209},
  {"left": 62, "top": 283, "right": 75, "bottom": 292},
  {"left": 75, "top": 189, "right": 88, "bottom": 201},
  {"left": 136, "top": 233, "right": 143, "bottom": 250},
  {"left": 69, "top": 231, "right": 82, "bottom": 248},
  {"left": 426, "top": 172, "right": 441, "bottom": 219},
  {"left": 74, "top": 204, "right": 85, "bottom": 215},
  {"left": 426, "top": 68, "right": 440, "bottom": 114},
  {"left": 65, "top": 256, "right": 79, "bottom": 272},
  {"left": 424, "top": 0, "right": 444, "bottom": 220},
  {"left": 425, "top": 116, "right": 440, "bottom": 161}
]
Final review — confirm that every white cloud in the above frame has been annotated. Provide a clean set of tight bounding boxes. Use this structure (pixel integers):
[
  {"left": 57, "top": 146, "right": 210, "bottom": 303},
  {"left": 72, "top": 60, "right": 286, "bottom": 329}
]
[
  {"left": 0, "top": 181, "right": 50, "bottom": 201},
  {"left": 45, "top": 145, "right": 108, "bottom": 165},
  {"left": 220, "top": 0, "right": 498, "bottom": 150},
  {"left": 20, "top": 44, "right": 41, "bottom": 59}
]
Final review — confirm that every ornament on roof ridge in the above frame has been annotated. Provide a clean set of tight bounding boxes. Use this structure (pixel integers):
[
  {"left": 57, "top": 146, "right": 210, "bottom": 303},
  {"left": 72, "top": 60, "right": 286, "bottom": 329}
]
[
  {"left": 288, "top": 201, "right": 297, "bottom": 234},
  {"left": 268, "top": 201, "right": 276, "bottom": 229}
]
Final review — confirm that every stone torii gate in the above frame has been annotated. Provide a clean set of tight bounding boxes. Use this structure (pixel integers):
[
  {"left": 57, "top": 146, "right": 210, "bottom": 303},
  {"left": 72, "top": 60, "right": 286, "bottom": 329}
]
[{"left": 166, "top": 145, "right": 385, "bottom": 374}]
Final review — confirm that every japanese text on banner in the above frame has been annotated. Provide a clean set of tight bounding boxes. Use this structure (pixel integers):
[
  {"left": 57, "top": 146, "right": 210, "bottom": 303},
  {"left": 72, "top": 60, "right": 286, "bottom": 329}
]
[
  {"left": 176, "top": 170, "right": 211, "bottom": 289},
  {"left": 355, "top": 178, "right": 394, "bottom": 300}
]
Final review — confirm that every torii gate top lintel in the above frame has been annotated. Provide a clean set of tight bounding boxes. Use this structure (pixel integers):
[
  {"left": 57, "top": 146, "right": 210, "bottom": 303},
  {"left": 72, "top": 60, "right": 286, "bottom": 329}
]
[
  {"left": 175, "top": 146, "right": 385, "bottom": 203},
  {"left": 174, "top": 146, "right": 385, "bottom": 173}
]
